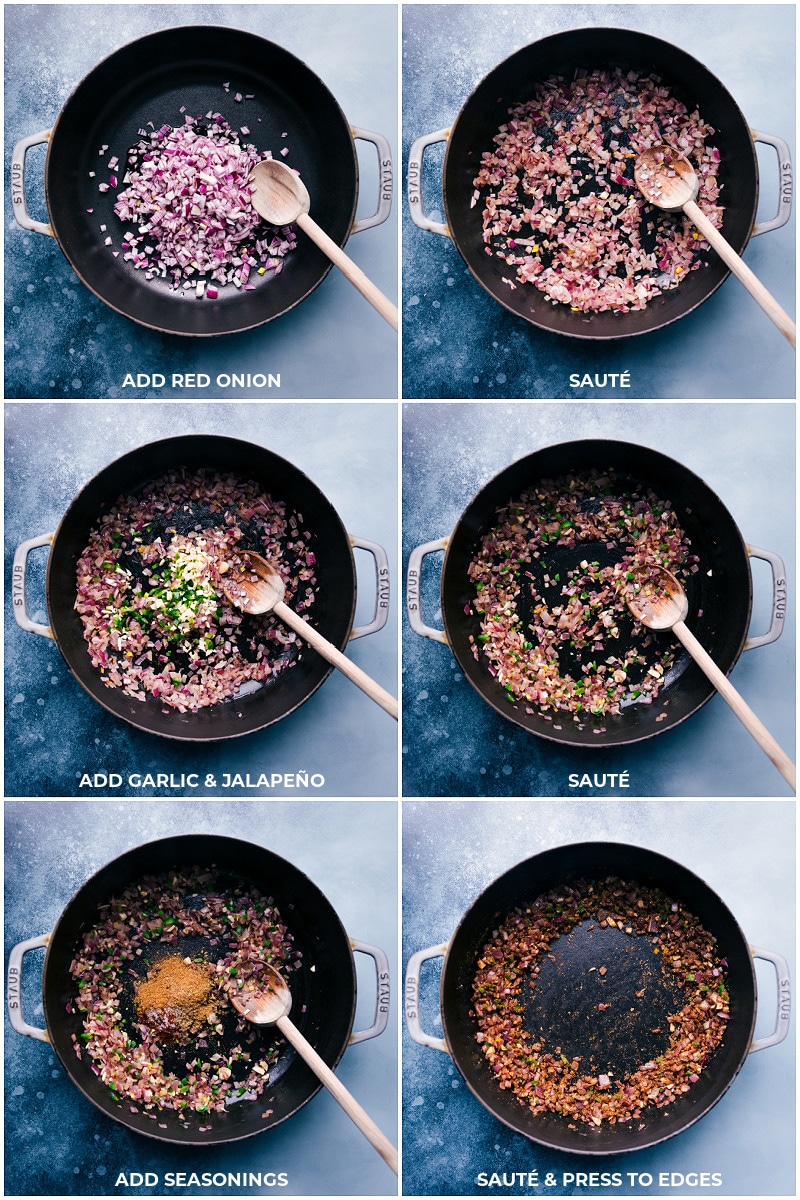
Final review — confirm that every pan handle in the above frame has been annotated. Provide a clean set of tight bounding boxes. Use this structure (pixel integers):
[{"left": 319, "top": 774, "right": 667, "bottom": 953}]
[
  {"left": 12, "top": 533, "right": 54, "bottom": 639},
  {"left": 349, "top": 536, "right": 390, "bottom": 641},
  {"left": 749, "top": 946, "right": 791, "bottom": 1052},
  {"left": 407, "top": 538, "right": 449, "bottom": 644},
  {"left": 750, "top": 131, "right": 792, "bottom": 236},
  {"left": 405, "top": 943, "right": 449, "bottom": 1052},
  {"left": 743, "top": 545, "right": 786, "bottom": 651},
  {"left": 11, "top": 130, "right": 54, "bottom": 237},
  {"left": 351, "top": 127, "right": 393, "bottom": 234},
  {"left": 348, "top": 939, "right": 390, "bottom": 1045},
  {"left": 407, "top": 129, "right": 452, "bottom": 236},
  {"left": 7, "top": 934, "right": 51, "bottom": 1042}
]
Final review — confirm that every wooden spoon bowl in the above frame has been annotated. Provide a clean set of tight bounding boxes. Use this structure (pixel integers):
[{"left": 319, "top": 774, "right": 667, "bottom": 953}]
[
  {"left": 221, "top": 550, "right": 398, "bottom": 719},
  {"left": 250, "top": 157, "right": 311, "bottom": 226},
  {"left": 249, "top": 158, "right": 398, "bottom": 330},
  {"left": 634, "top": 146, "right": 698, "bottom": 211},
  {"left": 626, "top": 565, "right": 689, "bottom": 629},
  {"left": 634, "top": 144, "right": 795, "bottom": 346}
]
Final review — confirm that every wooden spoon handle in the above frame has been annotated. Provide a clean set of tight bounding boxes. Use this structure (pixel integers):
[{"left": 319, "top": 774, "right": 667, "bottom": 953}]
[
  {"left": 674, "top": 620, "right": 796, "bottom": 791},
  {"left": 277, "top": 1014, "right": 398, "bottom": 1174},
  {"left": 297, "top": 212, "right": 398, "bottom": 330},
  {"left": 683, "top": 199, "right": 796, "bottom": 348},
  {"left": 275, "top": 600, "right": 398, "bottom": 719}
]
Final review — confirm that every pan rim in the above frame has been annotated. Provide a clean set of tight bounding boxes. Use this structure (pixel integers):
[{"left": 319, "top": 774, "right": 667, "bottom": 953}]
[
  {"left": 441, "top": 25, "right": 760, "bottom": 341},
  {"left": 438, "top": 839, "right": 759, "bottom": 1155},
  {"left": 43, "top": 434, "right": 359, "bottom": 741},
  {"left": 40, "top": 832, "right": 358, "bottom": 1146},
  {"left": 42, "top": 24, "right": 360, "bottom": 336},
  {"left": 438, "top": 437, "right": 754, "bottom": 747}
]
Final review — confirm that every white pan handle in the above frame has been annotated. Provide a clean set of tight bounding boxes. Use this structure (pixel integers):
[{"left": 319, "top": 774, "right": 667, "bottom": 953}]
[
  {"left": 750, "top": 131, "right": 792, "bottom": 236},
  {"left": 749, "top": 946, "right": 791, "bottom": 1052},
  {"left": 405, "top": 943, "right": 449, "bottom": 1052},
  {"left": 12, "top": 534, "right": 54, "bottom": 638},
  {"left": 11, "top": 131, "right": 54, "bottom": 236},
  {"left": 407, "top": 538, "right": 448, "bottom": 643},
  {"left": 7, "top": 934, "right": 51, "bottom": 1041},
  {"left": 349, "top": 536, "right": 391, "bottom": 641},
  {"left": 348, "top": 939, "right": 391, "bottom": 1045},
  {"left": 744, "top": 546, "right": 787, "bottom": 650},
  {"left": 351, "top": 127, "right": 393, "bottom": 234},
  {"left": 407, "top": 129, "right": 451, "bottom": 236}
]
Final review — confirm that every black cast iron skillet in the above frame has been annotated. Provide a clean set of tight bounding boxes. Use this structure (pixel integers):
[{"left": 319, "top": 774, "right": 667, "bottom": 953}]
[
  {"left": 12, "top": 25, "right": 391, "bottom": 335},
  {"left": 13, "top": 435, "right": 389, "bottom": 740},
  {"left": 405, "top": 841, "right": 790, "bottom": 1154},
  {"left": 406, "top": 440, "right": 785, "bottom": 748},
  {"left": 408, "top": 27, "right": 792, "bottom": 339},
  {"left": 7, "top": 834, "right": 390, "bottom": 1145}
]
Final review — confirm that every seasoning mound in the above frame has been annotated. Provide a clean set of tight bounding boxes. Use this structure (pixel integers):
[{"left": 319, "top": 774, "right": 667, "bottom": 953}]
[
  {"left": 468, "top": 468, "right": 697, "bottom": 723},
  {"left": 135, "top": 955, "right": 215, "bottom": 1043},
  {"left": 74, "top": 467, "right": 318, "bottom": 712},
  {"left": 69, "top": 868, "right": 301, "bottom": 1118},
  {"left": 472, "top": 68, "right": 723, "bottom": 313},
  {"left": 472, "top": 877, "right": 729, "bottom": 1127}
]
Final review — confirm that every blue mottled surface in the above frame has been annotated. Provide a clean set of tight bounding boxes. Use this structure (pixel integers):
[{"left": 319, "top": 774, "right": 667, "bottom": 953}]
[
  {"left": 5, "top": 5, "right": 398, "bottom": 400},
  {"left": 5, "top": 403, "right": 398, "bottom": 797},
  {"left": 402, "top": 4, "right": 795, "bottom": 399},
  {"left": 401, "top": 402, "right": 795, "bottom": 796},
  {"left": 402, "top": 799, "right": 795, "bottom": 1195},
  {"left": 5, "top": 799, "right": 398, "bottom": 1196}
]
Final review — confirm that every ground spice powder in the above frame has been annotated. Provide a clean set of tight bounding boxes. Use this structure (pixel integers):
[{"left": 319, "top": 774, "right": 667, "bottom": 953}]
[{"left": 135, "top": 954, "right": 215, "bottom": 1042}]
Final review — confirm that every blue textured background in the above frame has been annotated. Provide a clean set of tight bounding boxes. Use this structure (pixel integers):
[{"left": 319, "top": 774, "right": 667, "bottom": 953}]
[
  {"left": 4, "top": 799, "right": 398, "bottom": 1195},
  {"left": 402, "top": 4, "right": 795, "bottom": 399},
  {"left": 5, "top": 4, "right": 398, "bottom": 400},
  {"left": 402, "top": 799, "right": 795, "bottom": 1195},
  {"left": 401, "top": 402, "right": 795, "bottom": 797},
  {"left": 5, "top": 403, "right": 398, "bottom": 798}
]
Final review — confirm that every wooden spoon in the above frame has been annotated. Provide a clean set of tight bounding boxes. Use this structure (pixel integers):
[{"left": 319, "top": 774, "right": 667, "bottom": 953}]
[
  {"left": 634, "top": 145, "right": 796, "bottom": 347},
  {"left": 232, "top": 964, "right": 398, "bottom": 1175},
  {"left": 250, "top": 158, "right": 398, "bottom": 330},
  {"left": 221, "top": 551, "right": 398, "bottom": 719},
  {"left": 626, "top": 566, "right": 795, "bottom": 791}
]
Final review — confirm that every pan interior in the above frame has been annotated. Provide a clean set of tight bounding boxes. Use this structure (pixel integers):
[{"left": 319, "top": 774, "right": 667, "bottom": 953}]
[
  {"left": 525, "top": 923, "right": 683, "bottom": 1078},
  {"left": 444, "top": 440, "right": 752, "bottom": 747},
  {"left": 441, "top": 843, "right": 757, "bottom": 1155},
  {"left": 510, "top": 499, "right": 690, "bottom": 703},
  {"left": 111, "top": 869, "right": 294, "bottom": 1087},
  {"left": 46, "top": 436, "right": 357, "bottom": 740},
  {"left": 92, "top": 489, "right": 303, "bottom": 686},
  {"left": 43, "top": 835, "right": 357, "bottom": 1144},
  {"left": 45, "top": 27, "right": 357, "bottom": 334},
  {"left": 444, "top": 27, "right": 758, "bottom": 338}
]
